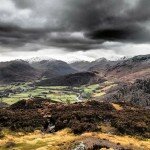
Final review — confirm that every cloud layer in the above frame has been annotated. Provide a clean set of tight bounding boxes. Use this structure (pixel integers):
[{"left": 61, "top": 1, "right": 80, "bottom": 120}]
[{"left": 0, "top": 0, "right": 150, "bottom": 61}]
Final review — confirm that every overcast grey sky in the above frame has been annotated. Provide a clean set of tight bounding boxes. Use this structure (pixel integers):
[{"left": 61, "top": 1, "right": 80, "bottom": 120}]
[{"left": 0, "top": 0, "right": 150, "bottom": 61}]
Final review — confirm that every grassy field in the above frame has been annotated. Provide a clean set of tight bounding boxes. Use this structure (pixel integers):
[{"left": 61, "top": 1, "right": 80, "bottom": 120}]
[
  {"left": 1, "top": 86, "right": 77, "bottom": 104},
  {"left": 1, "top": 82, "right": 116, "bottom": 105}
]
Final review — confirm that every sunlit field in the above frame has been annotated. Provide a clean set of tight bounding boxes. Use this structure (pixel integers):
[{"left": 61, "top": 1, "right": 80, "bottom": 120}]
[{"left": 1, "top": 82, "right": 115, "bottom": 105}]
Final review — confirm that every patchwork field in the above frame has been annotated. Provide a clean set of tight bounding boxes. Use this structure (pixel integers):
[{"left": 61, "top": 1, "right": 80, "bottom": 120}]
[{"left": 0, "top": 82, "right": 115, "bottom": 105}]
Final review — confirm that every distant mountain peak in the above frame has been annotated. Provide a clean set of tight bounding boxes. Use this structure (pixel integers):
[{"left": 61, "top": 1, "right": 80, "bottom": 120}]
[
  {"left": 95, "top": 57, "right": 108, "bottom": 62},
  {"left": 26, "top": 57, "right": 56, "bottom": 63}
]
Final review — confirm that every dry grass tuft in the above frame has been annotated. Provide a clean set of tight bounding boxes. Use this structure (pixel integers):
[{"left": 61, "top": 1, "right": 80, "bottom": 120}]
[
  {"left": 112, "top": 103, "right": 123, "bottom": 111},
  {"left": 0, "top": 129, "right": 150, "bottom": 150}
]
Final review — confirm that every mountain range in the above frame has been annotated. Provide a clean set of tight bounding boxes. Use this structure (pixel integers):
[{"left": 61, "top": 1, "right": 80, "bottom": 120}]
[
  {"left": 0, "top": 54, "right": 149, "bottom": 84},
  {"left": 0, "top": 59, "right": 77, "bottom": 84},
  {"left": 71, "top": 54, "right": 150, "bottom": 82}
]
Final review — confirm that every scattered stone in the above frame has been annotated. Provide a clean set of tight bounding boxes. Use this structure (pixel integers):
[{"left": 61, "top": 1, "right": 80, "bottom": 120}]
[
  {"left": 0, "top": 102, "right": 9, "bottom": 108},
  {"left": 46, "top": 125, "right": 55, "bottom": 133},
  {"left": 72, "top": 138, "right": 132, "bottom": 150},
  {"left": 5, "top": 141, "right": 16, "bottom": 149},
  {"left": 73, "top": 142, "right": 86, "bottom": 150}
]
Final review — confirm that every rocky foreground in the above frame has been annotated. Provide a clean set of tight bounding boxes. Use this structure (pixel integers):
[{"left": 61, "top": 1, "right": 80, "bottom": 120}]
[{"left": 0, "top": 98, "right": 150, "bottom": 149}]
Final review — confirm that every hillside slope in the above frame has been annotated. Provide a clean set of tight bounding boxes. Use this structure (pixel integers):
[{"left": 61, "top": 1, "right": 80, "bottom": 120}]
[
  {"left": 70, "top": 58, "right": 117, "bottom": 73},
  {"left": 0, "top": 59, "right": 77, "bottom": 84},
  {"left": 71, "top": 54, "right": 150, "bottom": 82},
  {"left": 37, "top": 72, "right": 105, "bottom": 86},
  {"left": 0, "top": 60, "right": 40, "bottom": 84},
  {"left": 102, "top": 78, "right": 150, "bottom": 107},
  {"left": 31, "top": 60, "right": 77, "bottom": 78},
  {"left": 105, "top": 54, "right": 150, "bottom": 81}
]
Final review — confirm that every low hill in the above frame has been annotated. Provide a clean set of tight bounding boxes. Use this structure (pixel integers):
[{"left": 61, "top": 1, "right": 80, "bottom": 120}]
[
  {"left": 37, "top": 72, "right": 106, "bottom": 86},
  {"left": 0, "top": 60, "right": 40, "bottom": 84}
]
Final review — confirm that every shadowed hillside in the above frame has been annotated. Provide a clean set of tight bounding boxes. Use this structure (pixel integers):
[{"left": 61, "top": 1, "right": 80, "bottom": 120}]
[
  {"left": 0, "top": 60, "right": 40, "bottom": 84},
  {"left": 31, "top": 60, "right": 77, "bottom": 78},
  {"left": 37, "top": 72, "right": 106, "bottom": 86},
  {"left": 102, "top": 78, "right": 150, "bottom": 107},
  {"left": 0, "top": 59, "right": 77, "bottom": 84}
]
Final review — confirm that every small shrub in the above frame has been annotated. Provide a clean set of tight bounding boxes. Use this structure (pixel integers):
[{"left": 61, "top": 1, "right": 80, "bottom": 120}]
[
  {"left": 5, "top": 141, "right": 16, "bottom": 148},
  {"left": 0, "top": 130, "right": 5, "bottom": 139},
  {"left": 71, "top": 122, "right": 98, "bottom": 134}
]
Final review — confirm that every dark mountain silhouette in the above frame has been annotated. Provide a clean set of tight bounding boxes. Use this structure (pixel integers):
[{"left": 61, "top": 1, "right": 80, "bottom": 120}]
[
  {"left": 0, "top": 60, "right": 40, "bottom": 84},
  {"left": 31, "top": 60, "right": 77, "bottom": 78},
  {"left": 37, "top": 72, "right": 106, "bottom": 86},
  {"left": 0, "top": 54, "right": 149, "bottom": 84},
  {"left": 0, "top": 59, "right": 77, "bottom": 84}
]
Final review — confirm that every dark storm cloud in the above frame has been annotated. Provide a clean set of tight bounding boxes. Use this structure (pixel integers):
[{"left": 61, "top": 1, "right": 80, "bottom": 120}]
[
  {"left": 12, "top": 0, "right": 129, "bottom": 31},
  {"left": 0, "top": 24, "right": 103, "bottom": 51},
  {"left": 0, "top": 24, "right": 48, "bottom": 48},
  {"left": 0, "top": 0, "right": 150, "bottom": 52},
  {"left": 86, "top": 25, "right": 150, "bottom": 43},
  {"left": 127, "top": 0, "right": 150, "bottom": 22}
]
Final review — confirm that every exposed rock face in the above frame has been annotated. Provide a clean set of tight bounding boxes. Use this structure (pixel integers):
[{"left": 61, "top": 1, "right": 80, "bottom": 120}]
[{"left": 72, "top": 138, "right": 131, "bottom": 150}]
